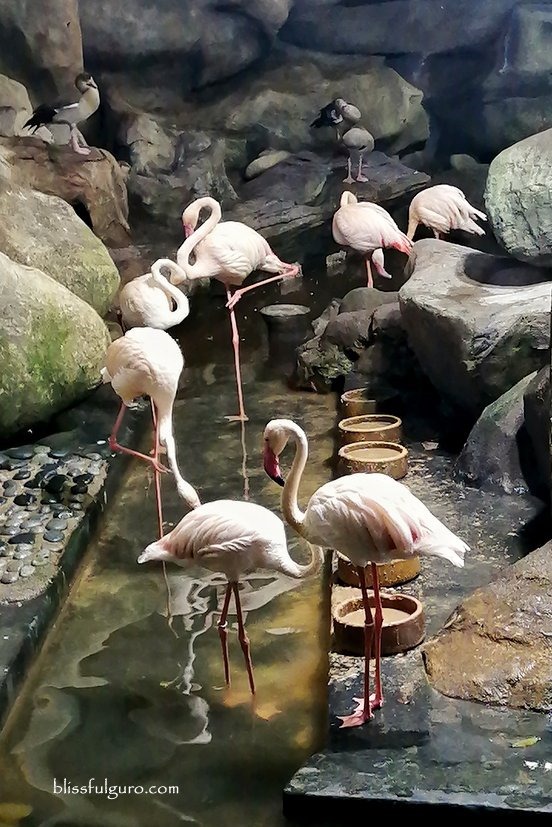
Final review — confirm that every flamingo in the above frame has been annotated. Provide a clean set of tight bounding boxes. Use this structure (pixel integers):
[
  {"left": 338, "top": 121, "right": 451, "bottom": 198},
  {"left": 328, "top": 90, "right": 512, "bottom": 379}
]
[
  {"left": 101, "top": 327, "right": 200, "bottom": 538},
  {"left": 174, "top": 196, "right": 300, "bottom": 422},
  {"left": 262, "top": 419, "right": 468, "bottom": 728},
  {"left": 332, "top": 191, "right": 413, "bottom": 287},
  {"left": 407, "top": 184, "right": 487, "bottom": 240},
  {"left": 311, "top": 98, "right": 374, "bottom": 183},
  {"left": 118, "top": 259, "right": 191, "bottom": 331},
  {"left": 138, "top": 496, "right": 323, "bottom": 694}
]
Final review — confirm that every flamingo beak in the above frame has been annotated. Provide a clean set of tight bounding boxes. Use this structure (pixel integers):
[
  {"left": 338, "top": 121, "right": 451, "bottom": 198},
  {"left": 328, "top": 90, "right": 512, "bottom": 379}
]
[
  {"left": 183, "top": 222, "right": 194, "bottom": 238},
  {"left": 263, "top": 444, "right": 285, "bottom": 487}
]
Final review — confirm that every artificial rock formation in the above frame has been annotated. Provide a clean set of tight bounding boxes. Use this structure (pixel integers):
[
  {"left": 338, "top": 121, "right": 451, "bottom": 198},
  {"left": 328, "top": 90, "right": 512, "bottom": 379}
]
[
  {"left": 0, "top": 138, "right": 131, "bottom": 248},
  {"left": 485, "top": 129, "right": 552, "bottom": 267},
  {"left": 423, "top": 541, "right": 552, "bottom": 712},
  {"left": 454, "top": 373, "right": 537, "bottom": 495},
  {"left": 0, "top": 182, "right": 119, "bottom": 316},
  {"left": 0, "top": 0, "right": 83, "bottom": 99},
  {"left": 0, "top": 75, "right": 32, "bottom": 137},
  {"left": 399, "top": 240, "right": 551, "bottom": 418},
  {"left": 0, "top": 252, "right": 110, "bottom": 438},
  {"left": 523, "top": 366, "right": 551, "bottom": 497}
]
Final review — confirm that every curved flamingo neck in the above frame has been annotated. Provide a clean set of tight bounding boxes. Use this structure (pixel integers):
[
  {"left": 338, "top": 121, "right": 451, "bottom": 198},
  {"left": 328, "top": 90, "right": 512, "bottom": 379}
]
[
  {"left": 340, "top": 191, "right": 357, "bottom": 207},
  {"left": 156, "top": 395, "right": 201, "bottom": 510},
  {"left": 151, "top": 259, "right": 190, "bottom": 325},
  {"left": 176, "top": 199, "right": 222, "bottom": 279},
  {"left": 281, "top": 423, "right": 309, "bottom": 536}
]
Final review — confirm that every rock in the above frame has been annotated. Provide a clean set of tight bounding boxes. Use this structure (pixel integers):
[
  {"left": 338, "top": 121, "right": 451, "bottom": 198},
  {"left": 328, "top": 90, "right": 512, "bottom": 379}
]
[
  {"left": 80, "top": 1, "right": 292, "bottom": 87},
  {"left": 454, "top": 373, "right": 537, "bottom": 494},
  {"left": 245, "top": 150, "right": 292, "bottom": 180},
  {"left": 523, "top": 367, "right": 551, "bottom": 497},
  {"left": 121, "top": 113, "right": 175, "bottom": 176},
  {"left": 0, "top": 138, "right": 131, "bottom": 248},
  {"left": 423, "top": 541, "right": 552, "bottom": 712},
  {"left": 485, "top": 130, "right": 552, "bottom": 266},
  {"left": 355, "top": 302, "right": 422, "bottom": 391},
  {"left": 127, "top": 129, "right": 238, "bottom": 223},
  {"left": 0, "top": 75, "right": 32, "bottom": 137},
  {"left": 323, "top": 311, "right": 373, "bottom": 356},
  {"left": 294, "top": 335, "right": 354, "bottom": 393},
  {"left": 282, "top": 1, "right": 520, "bottom": 57},
  {"left": 0, "top": 0, "right": 83, "bottom": 98},
  {"left": 311, "top": 298, "right": 341, "bottom": 338},
  {"left": 0, "top": 252, "right": 110, "bottom": 437},
  {"left": 340, "top": 287, "right": 398, "bottom": 315},
  {"left": 399, "top": 240, "right": 551, "bottom": 418},
  {"left": 0, "top": 182, "right": 119, "bottom": 315}
]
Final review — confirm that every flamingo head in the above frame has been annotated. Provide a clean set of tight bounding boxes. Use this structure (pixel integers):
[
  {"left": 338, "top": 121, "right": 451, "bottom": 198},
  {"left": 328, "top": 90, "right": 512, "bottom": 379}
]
[
  {"left": 138, "top": 538, "right": 175, "bottom": 565},
  {"left": 182, "top": 201, "right": 202, "bottom": 237},
  {"left": 263, "top": 420, "right": 292, "bottom": 487}
]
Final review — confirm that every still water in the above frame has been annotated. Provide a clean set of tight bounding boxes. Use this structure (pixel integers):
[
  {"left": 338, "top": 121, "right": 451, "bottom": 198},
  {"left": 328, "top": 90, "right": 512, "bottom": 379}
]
[{"left": 0, "top": 275, "right": 337, "bottom": 826}]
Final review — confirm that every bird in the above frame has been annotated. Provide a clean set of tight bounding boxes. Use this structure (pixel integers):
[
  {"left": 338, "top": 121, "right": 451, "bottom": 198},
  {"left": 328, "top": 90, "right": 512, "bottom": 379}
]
[
  {"left": 175, "top": 196, "right": 300, "bottom": 422},
  {"left": 23, "top": 72, "right": 100, "bottom": 155},
  {"left": 118, "top": 258, "right": 191, "bottom": 332},
  {"left": 101, "top": 328, "right": 201, "bottom": 537},
  {"left": 407, "top": 184, "right": 487, "bottom": 240},
  {"left": 262, "top": 418, "right": 468, "bottom": 728},
  {"left": 311, "top": 98, "right": 374, "bottom": 183},
  {"left": 332, "top": 191, "right": 412, "bottom": 287},
  {"left": 138, "top": 497, "right": 323, "bottom": 694}
]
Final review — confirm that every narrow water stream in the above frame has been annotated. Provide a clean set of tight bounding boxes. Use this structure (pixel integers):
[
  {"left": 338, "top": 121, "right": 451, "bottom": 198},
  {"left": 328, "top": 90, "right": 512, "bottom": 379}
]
[{"left": 0, "top": 275, "right": 339, "bottom": 827}]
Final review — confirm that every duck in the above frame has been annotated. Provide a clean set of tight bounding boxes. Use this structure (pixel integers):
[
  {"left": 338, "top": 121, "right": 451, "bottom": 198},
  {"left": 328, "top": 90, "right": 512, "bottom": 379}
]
[{"left": 24, "top": 73, "right": 100, "bottom": 155}]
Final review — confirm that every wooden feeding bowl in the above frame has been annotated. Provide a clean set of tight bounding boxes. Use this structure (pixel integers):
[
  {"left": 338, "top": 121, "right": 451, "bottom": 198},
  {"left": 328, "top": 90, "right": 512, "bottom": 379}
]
[
  {"left": 338, "top": 414, "right": 402, "bottom": 445},
  {"left": 333, "top": 592, "right": 425, "bottom": 656},
  {"left": 340, "top": 388, "right": 378, "bottom": 417},
  {"left": 338, "top": 441, "right": 408, "bottom": 479},
  {"left": 336, "top": 553, "right": 420, "bottom": 588}
]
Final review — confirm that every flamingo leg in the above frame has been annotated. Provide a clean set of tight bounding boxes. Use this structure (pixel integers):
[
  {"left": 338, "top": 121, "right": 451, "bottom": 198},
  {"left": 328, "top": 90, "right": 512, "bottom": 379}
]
[
  {"left": 225, "top": 288, "right": 248, "bottom": 423},
  {"left": 108, "top": 401, "right": 170, "bottom": 474},
  {"left": 433, "top": 229, "right": 441, "bottom": 240},
  {"left": 370, "top": 563, "right": 384, "bottom": 709},
  {"left": 355, "top": 151, "right": 369, "bottom": 183},
  {"left": 232, "top": 582, "right": 256, "bottom": 694},
  {"left": 218, "top": 583, "right": 234, "bottom": 687},
  {"left": 365, "top": 258, "right": 373, "bottom": 288},
  {"left": 343, "top": 156, "right": 354, "bottom": 184},
  {"left": 225, "top": 268, "right": 300, "bottom": 312},
  {"left": 338, "top": 566, "right": 375, "bottom": 728},
  {"left": 151, "top": 404, "right": 176, "bottom": 635},
  {"left": 70, "top": 126, "right": 91, "bottom": 156}
]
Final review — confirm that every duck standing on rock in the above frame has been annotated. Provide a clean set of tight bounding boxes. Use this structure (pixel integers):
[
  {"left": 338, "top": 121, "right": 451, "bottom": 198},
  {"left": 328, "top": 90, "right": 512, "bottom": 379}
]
[
  {"left": 311, "top": 98, "right": 375, "bottom": 183},
  {"left": 23, "top": 72, "right": 99, "bottom": 155}
]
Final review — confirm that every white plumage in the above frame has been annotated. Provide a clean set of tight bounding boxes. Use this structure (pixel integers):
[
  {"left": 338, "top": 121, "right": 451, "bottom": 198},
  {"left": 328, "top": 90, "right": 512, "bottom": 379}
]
[
  {"left": 102, "top": 328, "right": 200, "bottom": 510},
  {"left": 332, "top": 191, "right": 412, "bottom": 286},
  {"left": 263, "top": 418, "right": 468, "bottom": 727},
  {"left": 139, "top": 498, "right": 322, "bottom": 693},
  {"left": 118, "top": 259, "right": 190, "bottom": 331},
  {"left": 407, "top": 184, "right": 487, "bottom": 240}
]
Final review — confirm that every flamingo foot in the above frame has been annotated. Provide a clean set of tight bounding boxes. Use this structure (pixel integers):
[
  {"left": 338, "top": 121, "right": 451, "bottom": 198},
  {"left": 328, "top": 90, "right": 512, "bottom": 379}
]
[
  {"left": 356, "top": 174, "right": 369, "bottom": 183},
  {"left": 369, "top": 690, "right": 384, "bottom": 711},
  {"left": 225, "top": 291, "right": 245, "bottom": 312},
  {"left": 225, "top": 414, "right": 249, "bottom": 423},
  {"left": 338, "top": 698, "right": 373, "bottom": 728},
  {"left": 343, "top": 175, "right": 355, "bottom": 184}
]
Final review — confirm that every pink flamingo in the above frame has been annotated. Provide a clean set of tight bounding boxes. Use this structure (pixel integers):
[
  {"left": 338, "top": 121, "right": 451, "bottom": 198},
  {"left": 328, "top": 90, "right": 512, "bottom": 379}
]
[
  {"left": 332, "top": 191, "right": 413, "bottom": 288},
  {"left": 138, "top": 495, "right": 323, "bottom": 694},
  {"left": 118, "top": 258, "right": 190, "bottom": 331},
  {"left": 407, "top": 184, "right": 487, "bottom": 240},
  {"left": 263, "top": 419, "right": 468, "bottom": 728},
  {"left": 174, "top": 196, "right": 300, "bottom": 422},
  {"left": 101, "top": 328, "right": 200, "bottom": 536}
]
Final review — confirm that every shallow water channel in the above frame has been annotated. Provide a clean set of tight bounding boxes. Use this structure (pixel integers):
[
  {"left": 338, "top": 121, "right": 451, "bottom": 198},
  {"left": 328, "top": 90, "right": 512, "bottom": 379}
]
[{"left": 0, "top": 274, "right": 338, "bottom": 827}]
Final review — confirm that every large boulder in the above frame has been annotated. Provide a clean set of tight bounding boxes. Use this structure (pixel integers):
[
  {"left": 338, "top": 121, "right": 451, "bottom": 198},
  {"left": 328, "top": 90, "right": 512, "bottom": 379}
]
[
  {"left": 0, "top": 183, "right": 119, "bottom": 316},
  {"left": 80, "top": 0, "right": 292, "bottom": 87},
  {"left": 0, "top": 138, "right": 131, "bottom": 248},
  {"left": 0, "top": 252, "right": 110, "bottom": 437},
  {"left": 423, "top": 541, "right": 552, "bottom": 712},
  {"left": 485, "top": 130, "right": 552, "bottom": 267},
  {"left": 282, "top": 1, "right": 520, "bottom": 58},
  {"left": 523, "top": 367, "right": 551, "bottom": 497},
  {"left": 0, "top": 0, "right": 83, "bottom": 99},
  {"left": 399, "top": 240, "right": 551, "bottom": 418},
  {"left": 454, "top": 373, "right": 537, "bottom": 495},
  {"left": 0, "top": 75, "right": 32, "bottom": 137}
]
